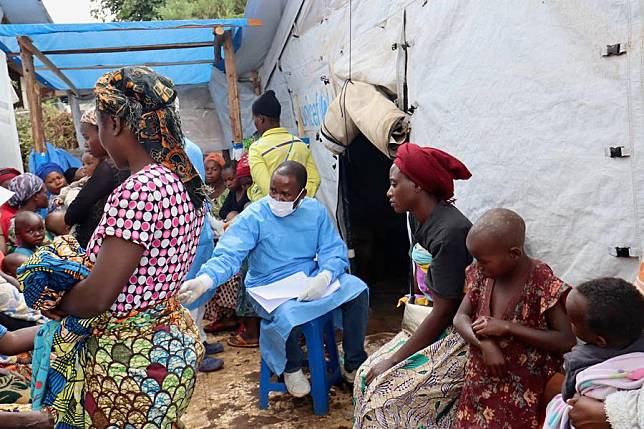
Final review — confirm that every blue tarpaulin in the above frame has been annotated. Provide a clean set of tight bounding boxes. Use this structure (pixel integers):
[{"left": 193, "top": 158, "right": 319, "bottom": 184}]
[{"left": 0, "top": 19, "right": 252, "bottom": 90}]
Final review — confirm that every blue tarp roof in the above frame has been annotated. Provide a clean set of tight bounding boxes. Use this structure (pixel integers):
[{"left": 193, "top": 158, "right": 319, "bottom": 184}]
[{"left": 0, "top": 19, "right": 252, "bottom": 91}]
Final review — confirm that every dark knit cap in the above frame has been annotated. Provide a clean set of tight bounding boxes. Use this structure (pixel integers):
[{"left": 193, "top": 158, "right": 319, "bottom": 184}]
[{"left": 252, "top": 90, "right": 281, "bottom": 119}]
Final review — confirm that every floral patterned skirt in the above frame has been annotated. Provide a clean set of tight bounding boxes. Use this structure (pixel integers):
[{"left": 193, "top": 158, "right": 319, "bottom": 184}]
[{"left": 353, "top": 326, "right": 468, "bottom": 429}]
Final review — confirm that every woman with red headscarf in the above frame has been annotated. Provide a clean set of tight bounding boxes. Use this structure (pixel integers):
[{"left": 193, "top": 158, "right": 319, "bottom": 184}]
[{"left": 353, "top": 143, "right": 474, "bottom": 429}]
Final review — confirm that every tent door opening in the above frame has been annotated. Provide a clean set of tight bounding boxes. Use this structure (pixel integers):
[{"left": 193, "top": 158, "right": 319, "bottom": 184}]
[{"left": 339, "top": 135, "right": 409, "bottom": 298}]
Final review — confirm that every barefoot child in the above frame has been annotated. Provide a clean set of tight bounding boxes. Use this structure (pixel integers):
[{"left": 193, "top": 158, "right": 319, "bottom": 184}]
[
  {"left": 544, "top": 277, "right": 644, "bottom": 429},
  {"left": 453, "top": 208, "right": 576, "bottom": 428}
]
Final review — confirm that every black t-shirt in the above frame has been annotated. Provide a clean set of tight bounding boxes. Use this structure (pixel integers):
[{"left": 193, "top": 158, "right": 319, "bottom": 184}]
[
  {"left": 65, "top": 160, "right": 129, "bottom": 248},
  {"left": 411, "top": 202, "right": 473, "bottom": 300},
  {"left": 219, "top": 190, "right": 250, "bottom": 220}
]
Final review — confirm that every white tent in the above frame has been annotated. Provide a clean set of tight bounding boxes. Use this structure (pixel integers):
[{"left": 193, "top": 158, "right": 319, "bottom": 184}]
[
  {"left": 212, "top": 0, "right": 644, "bottom": 285},
  {"left": 0, "top": 50, "right": 23, "bottom": 171}
]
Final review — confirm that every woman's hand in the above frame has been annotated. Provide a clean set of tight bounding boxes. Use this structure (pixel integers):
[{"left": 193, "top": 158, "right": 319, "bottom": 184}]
[
  {"left": 568, "top": 396, "right": 611, "bottom": 429},
  {"left": 479, "top": 339, "right": 505, "bottom": 377},
  {"left": 41, "top": 308, "right": 68, "bottom": 321},
  {"left": 472, "top": 316, "right": 511, "bottom": 337},
  {"left": 365, "top": 357, "right": 396, "bottom": 386}
]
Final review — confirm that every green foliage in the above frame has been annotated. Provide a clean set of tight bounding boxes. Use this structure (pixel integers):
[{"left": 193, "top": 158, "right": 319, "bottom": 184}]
[
  {"left": 157, "top": 0, "right": 245, "bottom": 20},
  {"left": 91, "top": 0, "right": 165, "bottom": 21},
  {"left": 15, "top": 101, "right": 79, "bottom": 166},
  {"left": 91, "top": 0, "right": 245, "bottom": 21}
]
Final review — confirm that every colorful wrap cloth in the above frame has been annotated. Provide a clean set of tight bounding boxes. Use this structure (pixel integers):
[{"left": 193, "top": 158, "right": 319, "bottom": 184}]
[
  {"left": 544, "top": 352, "right": 644, "bottom": 429},
  {"left": 17, "top": 235, "right": 93, "bottom": 428},
  {"left": 94, "top": 66, "right": 205, "bottom": 209},
  {"left": 17, "top": 235, "right": 204, "bottom": 428}
]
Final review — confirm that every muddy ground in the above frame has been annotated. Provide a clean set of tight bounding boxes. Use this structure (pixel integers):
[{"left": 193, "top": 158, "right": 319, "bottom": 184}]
[{"left": 183, "top": 292, "right": 401, "bottom": 429}]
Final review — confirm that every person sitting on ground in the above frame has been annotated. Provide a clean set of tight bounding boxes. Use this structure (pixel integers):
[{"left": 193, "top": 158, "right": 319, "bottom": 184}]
[
  {"left": 64, "top": 108, "right": 129, "bottom": 248},
  {"left": 544, "top": 277, "right": 644, "bottom": 429},
  {"left": 180, "top": 161, "right": 369, "bottom": 397},
  {"left": 453, "top": 208, "right": 576, "bottom": 428},
  {"left": 353, "top": 143, "right": 473, "bottom": 429},
  {"left": 0, "top": 323, "right": 53, "bottom": 428},
  {"left": 45, "top": 211, "right": 71, "bottom": 237},
  {"left": 247, "top": 90, "right": 320, "bottom": 202},
  {"left": 12, "top": 211, "right": 45, "bottom": 257},
  {"left": 35, "top": 163, "right": 67, "bottom": 213},
  {"left": 1, "top": 174, "right": 48, "bottom": 252},
  {"left": 220, "top": 154, "right": 252, "bottom": 221},
  {"left": 204, "top": 152, "right": 229, "bottom": 218}
]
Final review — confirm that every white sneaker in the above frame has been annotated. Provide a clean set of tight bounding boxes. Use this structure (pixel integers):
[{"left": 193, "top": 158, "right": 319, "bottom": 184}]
[
  {"left": 340, "top": 365, "right": 356, "bottom": 384},
  {"left": 284, "top": 369, "right": 311, "bottom": 397}
]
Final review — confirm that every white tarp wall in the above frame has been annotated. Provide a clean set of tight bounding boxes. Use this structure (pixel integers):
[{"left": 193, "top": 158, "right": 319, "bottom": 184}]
[
  {"left": 252, "top": 0, "right": 644, "bottom": 285},
  {"left": 0, "top": 50, "right": 23, "bottom": 171}
]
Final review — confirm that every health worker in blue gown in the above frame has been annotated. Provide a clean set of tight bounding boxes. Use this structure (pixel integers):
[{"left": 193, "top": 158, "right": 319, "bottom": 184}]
[{"left": 178, "top": 160, "right": 368, "bottom": 398}]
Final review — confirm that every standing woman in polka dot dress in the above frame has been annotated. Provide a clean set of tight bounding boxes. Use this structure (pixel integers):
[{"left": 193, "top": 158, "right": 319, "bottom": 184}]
[{"left": 56, "top": 66, "right": 206, "bottom": 428}]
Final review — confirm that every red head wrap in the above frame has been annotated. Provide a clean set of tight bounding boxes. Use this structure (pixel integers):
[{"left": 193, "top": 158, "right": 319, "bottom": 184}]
[
  {"left": 393, "top": 143, "right": 471, "bottom": 201},
  {"left": 236, "top": 153, "right": 251, "bottom": 178},
  {"left": 0, "top": 168, "right": 20, "bottom": 185}
]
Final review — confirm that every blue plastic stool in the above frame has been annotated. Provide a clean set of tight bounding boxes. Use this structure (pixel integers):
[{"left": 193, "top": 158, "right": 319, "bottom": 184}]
[{"left": 259, "top": 312, "right": 341, "bottom": 415}]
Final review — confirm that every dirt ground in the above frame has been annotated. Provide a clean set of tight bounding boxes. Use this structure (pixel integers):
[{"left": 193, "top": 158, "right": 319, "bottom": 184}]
[{"left": 183, "top": 292, "right": 402, "bottom": 429}]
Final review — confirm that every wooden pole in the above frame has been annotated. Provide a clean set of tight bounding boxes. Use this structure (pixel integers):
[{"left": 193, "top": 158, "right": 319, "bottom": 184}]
[
  {"left": 18, "top": 36, "right": 80, "bottom": 97},
  {"left": 223, "top": 30, "right": 243, "bottom": 145},
  {"left": 18, "top": 39, "right": 46, "bottom": 154},
  {"left": 250, "top": 70, "right": 261, "bottom": 96},
  {"left": 68, "top": 91, "right": 84, "bottom": 148}
]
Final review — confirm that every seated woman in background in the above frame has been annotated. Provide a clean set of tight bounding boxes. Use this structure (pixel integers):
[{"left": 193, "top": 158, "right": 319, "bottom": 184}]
[
  {"left": 2, "top": 174, "right": 49, "bottom": 254},
  {"left": 64, "top": 108, "right": 129, "bottom": 248},
  {"left": 35, "top": 163, "right": 67, "bottom": 213},
  {"left": 204, "top": 152, "right": 228, "bottom": 218}
]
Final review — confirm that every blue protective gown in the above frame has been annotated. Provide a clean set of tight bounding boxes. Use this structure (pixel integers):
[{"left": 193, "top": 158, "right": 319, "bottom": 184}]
[
  {"left": 182, "top": 138, "right": 215, "bottom": 310},
  {"left": 197, "top": 197, "right": 368, "bottom": 374}
]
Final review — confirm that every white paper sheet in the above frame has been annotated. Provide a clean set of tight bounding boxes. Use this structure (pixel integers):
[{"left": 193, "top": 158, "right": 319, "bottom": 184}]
[
  {"left": 247, "top": 271, "right": 340, "bottom": 313},
  {"left": 0, "top": 186, "right": 14, "bottom": 207}
]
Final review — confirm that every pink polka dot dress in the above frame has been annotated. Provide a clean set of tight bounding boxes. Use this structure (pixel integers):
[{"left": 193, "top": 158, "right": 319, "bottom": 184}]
[{"left": 86, "top": 163, "right": 204, "bottom": 316}]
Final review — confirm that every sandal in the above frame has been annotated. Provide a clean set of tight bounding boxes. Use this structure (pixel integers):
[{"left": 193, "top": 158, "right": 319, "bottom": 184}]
[{"left": 227, "top": 333, "right": 259, "bottom": 348}]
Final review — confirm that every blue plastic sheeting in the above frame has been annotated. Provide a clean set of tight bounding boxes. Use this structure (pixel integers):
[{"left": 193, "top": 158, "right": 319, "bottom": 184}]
[{"left": 0, "top": 19, "right": 247, "bottom": 90}]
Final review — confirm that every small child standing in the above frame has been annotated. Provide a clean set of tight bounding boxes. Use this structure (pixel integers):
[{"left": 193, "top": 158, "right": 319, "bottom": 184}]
[
  {"left": 453, "top": 208, "right": 576, "bottom": 429},
  {"left": 12, "top": 212, "right": 46, "bottom": 257},
  {"left": 544, "top": 277, "right": 644, "bottom": 429}
]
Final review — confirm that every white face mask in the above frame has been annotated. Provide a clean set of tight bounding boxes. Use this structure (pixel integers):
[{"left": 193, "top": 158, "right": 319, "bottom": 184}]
[{"left": 268, "top": 189, "right": 304, "bottom": 218}]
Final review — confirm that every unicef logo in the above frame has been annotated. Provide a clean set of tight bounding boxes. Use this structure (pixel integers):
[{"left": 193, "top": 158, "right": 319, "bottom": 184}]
[{"left": 301, "top": 91, "right": 330, "bottom": 128}]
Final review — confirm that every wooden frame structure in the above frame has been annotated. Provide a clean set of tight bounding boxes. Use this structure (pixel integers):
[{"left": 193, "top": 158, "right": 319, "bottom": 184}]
[{"left": 13, "top": 20, "right": 261, "bottom": 154}]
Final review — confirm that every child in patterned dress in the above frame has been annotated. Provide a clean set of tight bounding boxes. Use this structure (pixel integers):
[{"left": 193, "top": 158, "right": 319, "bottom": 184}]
[{"left": 453, "top": 208, "right": 576, "bottom": 428}]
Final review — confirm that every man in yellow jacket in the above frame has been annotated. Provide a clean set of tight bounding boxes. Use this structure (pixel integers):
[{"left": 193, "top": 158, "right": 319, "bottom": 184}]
[{"left": 248, "top": 90, "right": 320, "bottom": 202}]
